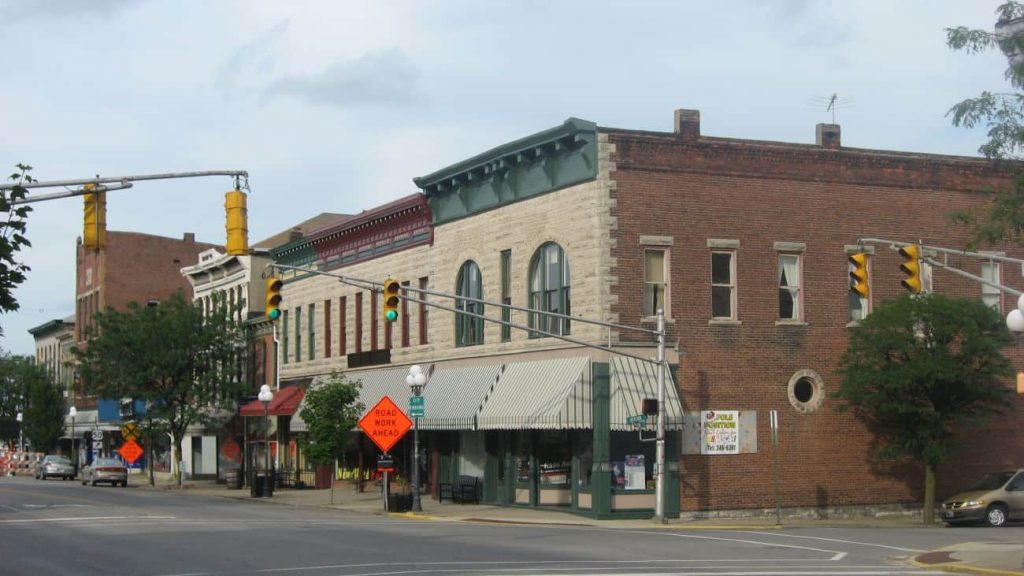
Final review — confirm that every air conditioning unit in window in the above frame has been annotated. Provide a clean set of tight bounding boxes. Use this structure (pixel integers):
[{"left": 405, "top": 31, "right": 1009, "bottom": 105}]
[{"left": 119, "top": 399, "right": 134, "bottom": 419}]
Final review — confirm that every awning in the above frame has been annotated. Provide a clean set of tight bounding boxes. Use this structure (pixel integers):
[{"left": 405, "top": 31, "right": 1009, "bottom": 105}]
[
  {"left": 477, "top": 357, "right": 591, "bottom": 430},
  {"left": 609, "top": 356, "right": 684, "bottom": 431},
  {"left": 239, "top": 384, "right": 306, "bottom": 417},
  {"left": 290, "top": 368, "right": 410, "bottom": 432},
  {"left": 418, "top": 364, "right": 503, "bottom": 430}
]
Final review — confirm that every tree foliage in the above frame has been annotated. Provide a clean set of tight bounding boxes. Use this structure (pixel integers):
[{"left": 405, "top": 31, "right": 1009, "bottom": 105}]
[
  {"left": 0, "top": 164, "right": 34, "bottom": 326},
  {"left": 0, "top": 352, "right": 62, "bottom": 452},
  {"left": 946, "top": 2, "right": 1024, "bottom": 245},
  {"left": 74, "top": 290, "right": 246, "bottom": 481},
  {"left": 835, "top": 294, "right": 1014, "bottom": 521},
  {"left": 298, "top": 371, "right": 363, "bottom": 467}
]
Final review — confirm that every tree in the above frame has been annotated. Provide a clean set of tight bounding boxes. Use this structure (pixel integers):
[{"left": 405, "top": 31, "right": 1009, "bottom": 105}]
[
  {"left": 0, "top": 164, "right": 34, "bottom": 328},
  {"left": 946, "top": 2, "right": 1024, "bottom": 244},
  {"left": 835, "top": 294, "right": 1015, "bottom": 524},
  {"left": 298, "top": 372, "right": 363, "bottom": 468},
  {"left": 0, "top": 352, "right": 62, "bottom": 452},
  {"left": 75, "top": 291, "right": 246, "bottom": 484}
]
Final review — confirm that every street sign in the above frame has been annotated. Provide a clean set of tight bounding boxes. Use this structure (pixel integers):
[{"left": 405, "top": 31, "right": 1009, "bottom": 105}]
[
  {"left": 626, "top": 414, "right": 648, "bottom": 427},
  {"left": 122, "top": 423, "right": 138, "bottom": 441},
  {"left": 91, "top": 430, "right": 103, "bottom": 441},
  {"left": 409, "top": 395, "right": 424, "bottom": 407},
  {"left": 358, "top": 396, "right": 412, "bottom": 453},
  {"left": 410, "top": 407, "right": 424, "bottom": 418},
  {"left": 118, "top": 439, "right": 144, "bottom": 464}
]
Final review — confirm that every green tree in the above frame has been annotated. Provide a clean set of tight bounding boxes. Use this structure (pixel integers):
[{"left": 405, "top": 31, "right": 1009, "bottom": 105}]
[
  {"left": 835, "top": 294, "right": 1014, "bottom": 524},
  {"left": 298, "top": 371, "right": 363, "bottom": 468},
  {"left": 0, "top": 352, "right": 62, "bottom": 452},
  {"left": 75, "top": 291, "right": 246, "bottom": 484},
  {"left": 946, "top": 2, "right": 1024, "bottom": 244},
  {"left": 0, "top": 164, "right": 34, "bottom": 327}
]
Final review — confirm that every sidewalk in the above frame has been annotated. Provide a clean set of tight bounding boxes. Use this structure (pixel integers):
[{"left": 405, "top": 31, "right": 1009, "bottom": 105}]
[{"left": 137, "top": 471, "right": 1024, "bottom": 576}]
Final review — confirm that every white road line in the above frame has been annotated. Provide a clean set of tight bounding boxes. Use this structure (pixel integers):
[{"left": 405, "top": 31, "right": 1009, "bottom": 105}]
[
  {"left": 732, "top": 531, "right": 925, "bottom": 553},
  {"left": 631, "top": 529, "right": 848, "bottom": 560},
  {"left": 0, "top": 515, "right": 175, "bottom": 524}
]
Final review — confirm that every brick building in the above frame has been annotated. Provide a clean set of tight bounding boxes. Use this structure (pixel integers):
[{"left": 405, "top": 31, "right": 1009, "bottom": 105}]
[{"left": 265, "top": 109, "right": 1023, "bottom": 519}]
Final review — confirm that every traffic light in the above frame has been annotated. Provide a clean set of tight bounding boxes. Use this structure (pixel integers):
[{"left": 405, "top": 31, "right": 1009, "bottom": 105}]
[
  {"left": 224, "top": 189, "right": 249, "bottom": 256},
  {"left": 848, "top": 252, "right": 870, "bottom": 298},
  {"left": 382, "top": 279, "right": 401, "bottom": 322},
  {"left": 265, "top": 276, "right": 282, "bottom": 321},
  {"left": 82, "top": 184, "right": 107, "bottom": 250},
  {"left": 899, "top": 244, "right": 922, "bottom": 294}
]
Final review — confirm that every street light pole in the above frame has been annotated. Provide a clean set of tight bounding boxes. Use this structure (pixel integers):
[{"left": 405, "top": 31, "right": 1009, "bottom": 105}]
[
  {"left": 69, "top": 406, "right": 77, "bottom": 474},
  {"left": 258, "top": 384, "right": 274, "bottom": 498},
  {"left": 15, "top": 412, "right": 22, "bottom": 453},
  {"left": 406, "top": 365, "right": 427, "bottom": 512}
]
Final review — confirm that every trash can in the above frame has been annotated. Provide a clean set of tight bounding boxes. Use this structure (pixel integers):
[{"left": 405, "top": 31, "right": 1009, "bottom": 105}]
[
  {"left": 225, "top": 469, "right": 243, "bottom": 489},
  {"left": 387, "top": 493, "right": 412, "bottom": 512},
  {"left": 258, "top": 473, "right": 274, "bottom": 498}
]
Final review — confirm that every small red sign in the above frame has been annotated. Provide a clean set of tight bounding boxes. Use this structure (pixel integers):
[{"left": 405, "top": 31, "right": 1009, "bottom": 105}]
[
  {"left": 221, "top": 438, "right": 241, "bottom": 463},
  {"left": 358, "top": 396, "right": 412, "bottom": 453},
  {"left": 118, "top": 439, "right": 144, "bottom": 464}
]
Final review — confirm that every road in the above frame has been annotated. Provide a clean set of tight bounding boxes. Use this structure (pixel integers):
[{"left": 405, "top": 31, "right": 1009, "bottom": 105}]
[{"left": 0, "top": 476, "right": 1019, "bottom": 575}]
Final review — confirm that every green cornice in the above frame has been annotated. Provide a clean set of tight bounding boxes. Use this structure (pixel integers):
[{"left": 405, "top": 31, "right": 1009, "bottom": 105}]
[{"left": 413, "top": 118, "right": 599, "bottom": 225}]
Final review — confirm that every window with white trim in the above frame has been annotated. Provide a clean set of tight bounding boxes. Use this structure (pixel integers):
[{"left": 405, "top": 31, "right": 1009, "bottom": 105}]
[
  {"left": 644, "top": 248, "right": 668, "bottom": 317},
  {"left": 778, "top": 253, "right": 802, "bottom": 321},
  {"left": 711, "top": 251, "right": 736, "bottom": 320}
]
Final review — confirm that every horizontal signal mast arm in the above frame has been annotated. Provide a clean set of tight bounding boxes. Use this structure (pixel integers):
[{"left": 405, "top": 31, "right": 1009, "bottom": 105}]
[{"left": 3, "top": 170, "right": 249, "bottom": 205}]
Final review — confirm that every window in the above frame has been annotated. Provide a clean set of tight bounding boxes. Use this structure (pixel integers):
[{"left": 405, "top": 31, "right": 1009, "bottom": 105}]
[
  {"left": 644, "top": 249, "right": 667, "bottom": 317},
  {"left": 370, "top": 289, "right": 378, "bottom": 351},
  {"left": 307, "top": 304, "right": 315, "bottom": 360},
  {"left": 711, "top": 251, "right": 735, "bottom": 320},
  {"left": 294, "top": 307, "right": 302, "bottom": 361},
  {"left": 282, "top": 310, "right": 290, "bottom": 364},
  {"left": 529, "top": 243, "right": 571, "bottom": 336},
  {"left": 982, "top": 261, "right": 1002, "bottom": 312},
  {"left": 401, "top": 281, "right": 410, "bottom": 348},
  {"left": 455, "top": 261, "right": 484, "bottom": 347},
  {"left": 787, "top": 369, "right": 825, "bottom": 413},
  {"left": 418, "top": 277, "right": 429, "bottom": 345},
  {"left": 355, "top": 293, "right": 363, "bottom": 353},
  {"left": 501, "top": 250, "right": 511, "bottom": 342},
  {"left": 324, "top": 299, "right": 331, "bottom": 358},
  {"left": 339, "top": 296, "right": 347, "bottom": 356},
  {"left": 778, "top": 253, "right": 802, "bottom": 321}
]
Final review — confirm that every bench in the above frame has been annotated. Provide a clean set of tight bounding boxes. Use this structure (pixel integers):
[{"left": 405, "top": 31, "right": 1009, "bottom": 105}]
[{"left": 439, "top": 475, "right": 480, "bottom": 504}]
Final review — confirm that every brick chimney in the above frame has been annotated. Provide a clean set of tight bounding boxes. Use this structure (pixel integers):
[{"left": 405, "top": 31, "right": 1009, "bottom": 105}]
[
  {"left": 816, "top": 123, "right": 841, "bottom": 149},
  {"left": 674, "top": 109, "right": 701, "bottom": 141},
  {"left": 182, "top": 232, "right": 195, "bottom": 243}
]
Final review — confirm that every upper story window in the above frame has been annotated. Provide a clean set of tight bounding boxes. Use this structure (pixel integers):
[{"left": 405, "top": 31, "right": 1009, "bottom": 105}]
[
  {"left": 282, "top": 310, "right": 290, "bottom": 364},
  {"left": 455, "top": 260, "right": 484, "bottom": 347},
  {"left": 529, "top": 242, "right": 571, "bottom": 337},
  {"left": 711, "top": 251, "right": 735, "bottom": 320},
  {"left": 981, "top": 260, "right": 1002, "bottom": 312},
  {"left": 500, "top": 250, "right": 512, "bottom": 342},
  {"left": 775, "top": 242, "right": 806, "bottom": 322},
  {"left": 644, "top": 248, "right": 668, "bottom": 317}
]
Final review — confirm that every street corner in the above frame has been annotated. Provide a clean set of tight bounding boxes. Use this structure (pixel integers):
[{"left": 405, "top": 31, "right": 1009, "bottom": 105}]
[{"left": 910, "top": 542, "right": 1024, "bottom": 576}]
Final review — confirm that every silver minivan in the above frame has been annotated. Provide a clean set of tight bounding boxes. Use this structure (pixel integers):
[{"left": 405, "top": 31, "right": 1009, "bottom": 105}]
[{"left": 941, "top": 469, "right": 1024, "bottom": 527}]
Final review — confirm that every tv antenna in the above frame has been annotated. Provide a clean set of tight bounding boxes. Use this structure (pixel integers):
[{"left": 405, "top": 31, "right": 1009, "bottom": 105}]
[{"left": 808, "top": 93, "right": 854, "bottom": 123}]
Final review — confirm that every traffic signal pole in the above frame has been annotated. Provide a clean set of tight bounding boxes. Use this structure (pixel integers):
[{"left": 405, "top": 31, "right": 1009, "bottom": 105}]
[{"left": 2, "top": 170, "right": 249, "bottom": 204}]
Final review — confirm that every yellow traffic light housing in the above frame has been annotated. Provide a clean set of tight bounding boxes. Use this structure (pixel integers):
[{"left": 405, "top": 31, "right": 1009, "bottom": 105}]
[
  {"left": 82, "top": 184, "right": 107, "bottom": 250},
  {"left": 382, "top": 279, "right": 400, "bottom": 322},
  {"left": 848, "top": 252, "right": 869, "bottom": 298},
  {"left": 899, "top": 244, "right": 922, "bottom": 294},
  {"left": 265, "top": 276, "right": 283, "bottom": 321},
  {"left": 224, "top": 189, "right": 249, "bottom": 256}
]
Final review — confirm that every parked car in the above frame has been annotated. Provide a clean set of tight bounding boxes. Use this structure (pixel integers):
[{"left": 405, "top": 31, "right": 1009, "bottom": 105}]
[
  {"left": 34, "top": 455, "right": 75, "bottom": 480},
  {"left": 941, "top": 469, "right": 1024, "bottom": 527},
  {"left": 80, "top": 457, "right": 128, "bottom": 487}
]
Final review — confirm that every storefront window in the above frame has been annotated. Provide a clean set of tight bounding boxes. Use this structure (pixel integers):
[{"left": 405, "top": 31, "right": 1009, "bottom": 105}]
[
  {"left": 610, "top": 432, "right": 655, "bottom": 491},
  {"left": 577, "top": 432, "right": 593, "bottom": 489},
  {"left": 537, "top": 431, "right": 571, "bottom": 487},
  {"left": 515, "top": 432, "right": 531, "bottom": 483}
]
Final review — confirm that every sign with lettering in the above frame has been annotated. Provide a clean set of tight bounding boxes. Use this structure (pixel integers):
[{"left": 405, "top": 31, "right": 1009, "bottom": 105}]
[
  {"left": 358, "top": 396, "right": 412, "bottom": 453},
  {"left": 118, "top": 439, "right": 144, "bottom": 464},
  {"left": 701, "top": 410, "right": 739, "bottom": 455}
]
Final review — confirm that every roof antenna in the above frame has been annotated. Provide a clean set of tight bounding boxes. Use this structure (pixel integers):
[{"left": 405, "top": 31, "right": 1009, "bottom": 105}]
[{"left": 808, "top": 93, "right": 854, "bottom": 123}]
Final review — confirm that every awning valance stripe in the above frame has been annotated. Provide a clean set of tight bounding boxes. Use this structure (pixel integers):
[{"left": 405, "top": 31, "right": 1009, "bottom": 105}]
[
  {"left": 609, "top": 356, "right": 684, "bottom": 431},
  {"left": 477, "top": 357, "right": 591, "bottom": 430},
  {"left": 419, "top": 365, "right": 502, "bottom": 430}
]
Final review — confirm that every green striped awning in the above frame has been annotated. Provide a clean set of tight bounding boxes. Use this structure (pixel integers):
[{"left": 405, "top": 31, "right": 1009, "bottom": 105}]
[
  {"left": 609, "top": 356, "right": 684, "bottom": 431},
  {"left": 477, "top": 357, "right": 591, "bottom": 430},
  {"left": 418, "top": 364, "right": 503, "bottom": 431}
]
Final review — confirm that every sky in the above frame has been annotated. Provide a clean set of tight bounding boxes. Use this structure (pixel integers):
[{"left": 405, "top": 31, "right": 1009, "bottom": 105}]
[{"left": 0, "top": 0, "right": 1011, "bottom": 355}]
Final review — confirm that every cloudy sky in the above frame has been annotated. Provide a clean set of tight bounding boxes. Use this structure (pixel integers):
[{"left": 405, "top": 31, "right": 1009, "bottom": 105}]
[{"left": 0, "top": 0, "right": 1010, "bottom": 355}]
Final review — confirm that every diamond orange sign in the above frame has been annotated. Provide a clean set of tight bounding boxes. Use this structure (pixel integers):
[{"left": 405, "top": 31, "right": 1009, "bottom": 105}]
[
  {"left": 358, "top": 395, "right": 412, "bottom": 453},
  {"left": 118, "top": 439, "right": 144, "bottom": 464}
]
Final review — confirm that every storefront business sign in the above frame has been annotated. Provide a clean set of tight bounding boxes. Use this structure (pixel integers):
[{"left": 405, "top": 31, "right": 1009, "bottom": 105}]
[
  {"left": 701, "top": 410, "right": 739, "bottom": 455},
  {"left": 624, "top": 454, "right": 645, "bottom": 491},
  {"left": 358, "top": 396, "right": 412, "bottom": 453}
]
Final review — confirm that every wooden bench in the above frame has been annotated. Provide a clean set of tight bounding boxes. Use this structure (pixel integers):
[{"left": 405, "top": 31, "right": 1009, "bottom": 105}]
[{"left": 439, "top": 475, "right": 480, "bottom": 504}]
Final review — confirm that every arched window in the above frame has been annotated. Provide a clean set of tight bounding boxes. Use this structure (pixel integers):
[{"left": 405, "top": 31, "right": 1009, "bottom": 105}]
[
  {"left": 455, "top": 260, "right": 484, "bottom": 346},
  {"left": 529, "top": 243, "right": 571, "bottom": 336}
]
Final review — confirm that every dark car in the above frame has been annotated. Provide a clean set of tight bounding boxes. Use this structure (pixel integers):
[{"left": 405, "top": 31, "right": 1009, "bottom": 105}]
[
  {"left": 34, "top": 455, "right": 75, "bottom": 480},
  {"left": 80, "top": 457, "right": 128, "bottom": 487},
  {"left": 942, "top": 469, "right": 1024, "bottom": 527}
]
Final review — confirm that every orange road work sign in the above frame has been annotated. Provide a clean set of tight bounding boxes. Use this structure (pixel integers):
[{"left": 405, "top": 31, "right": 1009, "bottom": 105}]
[
  {"left": 358, "top": 396, "right": 412, "bottom": 453},
  {"left": 118, "top": 439, "right": 144, "bottom": 464}
]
